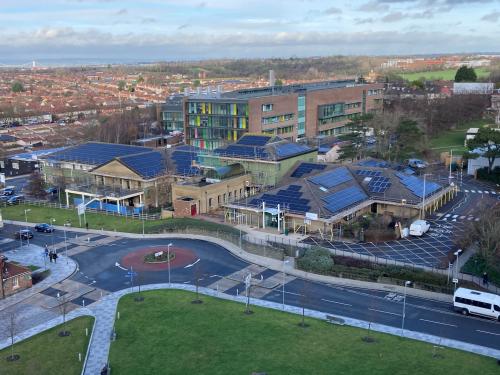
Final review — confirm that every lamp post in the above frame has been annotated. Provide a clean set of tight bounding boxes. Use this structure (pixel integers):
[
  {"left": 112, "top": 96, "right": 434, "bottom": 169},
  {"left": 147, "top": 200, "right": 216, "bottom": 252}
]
[
  {"left": 454, "top": 249, "right": 463, "bottom": 291},
  {"left": 51, "top": 218, "right": 56, "bottom": 251},
  {"left": 24, "top": 209, "right": 31, "bottom": 246},
  {"left": 64, "top": 222, "right": 70, "bottom": 263},
  {"left": 167, "top": 242, "right": 173, "bottom": 286},
  {"left": 401, "top": 280, "right": 411, "bottom": 336},
  {"left": 421, "top": 174, "right": 431, "bottom": 219},
  {"left": 282, "top": 259, "right": 290, "bottom": 310}
]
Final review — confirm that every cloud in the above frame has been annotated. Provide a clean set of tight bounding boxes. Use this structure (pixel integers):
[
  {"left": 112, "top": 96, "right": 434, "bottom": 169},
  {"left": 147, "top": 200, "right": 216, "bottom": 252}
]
[
  {"left": 481, "top": 10, "right": 500, "bottom": 22},
  {"left": 141, "top": 17, "right": 157, "bottom": 24},
  {"left": 357, "top": 1, "right": 390, "bottom": 12},
  {"left": 355, "top": 17, "right": 374, "bottom": 24},
  {"left": 177, "top": 23, "right": 190, "bottom": 30},
  {"left": 324, "top": 7, "right": 342, "bottom": 15},
  {"left": 116, "top": 8, "right": 127, "bottom": 16},
  {"left": 381, "top": 9, "right": 433, "bottom": 22}
]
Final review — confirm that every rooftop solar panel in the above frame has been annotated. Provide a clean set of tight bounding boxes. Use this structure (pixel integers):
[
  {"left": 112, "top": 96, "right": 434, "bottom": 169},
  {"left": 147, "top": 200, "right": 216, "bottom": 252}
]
[
  {"left": 395, "top": 172, "right": 441, "bottom": 198},
  {"left": 366, "top": 176, "right": 391, "bottom": 193},
  {"left": 119, "top": 151, "right": 166, "bottom": 179},
  {"left": 274, "top": 143, "right": 311, "bottom": 158},
  {"left": 290, "top": 163, "right": 326, "bottom": 178},
  {"left": 215, "top": 145, "right": 268, "bottom": 159},
  {"left": 355, "top": 169, "right": 382, "bottom": 177},
  {"left": 248, "top": 185, "right": 310, "bottom": 213},
  {"left": 357, "top": 160, "right": 391, "bottom": 168},
  {"left": 236, "top": 135, "right": 271, "bottom": 146},
  {"left": 309, "top": 167, "right": 353, "bottom": 188},
  {"left": 322, "top": 186, "right": 368, "bottom": 213}
]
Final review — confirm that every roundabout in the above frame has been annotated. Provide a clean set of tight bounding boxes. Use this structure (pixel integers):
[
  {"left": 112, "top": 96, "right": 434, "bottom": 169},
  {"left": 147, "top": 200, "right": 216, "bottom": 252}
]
[{"left": 121, "top": 245, "right": 198, "bottom": 272}]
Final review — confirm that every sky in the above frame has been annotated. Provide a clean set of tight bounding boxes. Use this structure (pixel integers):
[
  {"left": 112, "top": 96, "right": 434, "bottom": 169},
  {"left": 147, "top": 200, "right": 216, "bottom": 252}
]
[{"left": 0, "top": 0, "right": 499, "bottom": 63}]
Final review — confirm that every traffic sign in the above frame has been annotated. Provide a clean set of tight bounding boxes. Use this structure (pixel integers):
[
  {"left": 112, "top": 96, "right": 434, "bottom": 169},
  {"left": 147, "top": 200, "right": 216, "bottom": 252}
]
[
  {"left": 452, "top": 278, "right": 459, "bottom": 283},
  {"left": 77, "top": 203, "right": 86, "bottom": 216}
]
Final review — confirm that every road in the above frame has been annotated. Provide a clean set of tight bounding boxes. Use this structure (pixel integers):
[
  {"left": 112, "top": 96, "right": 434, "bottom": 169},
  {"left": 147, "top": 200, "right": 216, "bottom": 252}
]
[{"left": 2, "top": 222, "right": 498, "bottom": 351}]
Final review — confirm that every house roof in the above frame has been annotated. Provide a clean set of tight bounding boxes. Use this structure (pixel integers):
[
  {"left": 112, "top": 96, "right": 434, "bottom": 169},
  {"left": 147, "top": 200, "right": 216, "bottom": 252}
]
[{"left": 116, "top": 151, "right": 167, "bottom": 179}]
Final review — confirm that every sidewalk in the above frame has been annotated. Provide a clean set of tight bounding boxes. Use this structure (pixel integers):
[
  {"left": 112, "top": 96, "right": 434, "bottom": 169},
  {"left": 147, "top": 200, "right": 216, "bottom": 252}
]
[{"left": 0, "top": 243, "right": 77, "bottom": 311}]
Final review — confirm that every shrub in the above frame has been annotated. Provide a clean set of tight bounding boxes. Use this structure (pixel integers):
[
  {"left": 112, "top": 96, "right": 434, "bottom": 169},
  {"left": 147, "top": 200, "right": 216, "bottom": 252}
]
[{"left": 297, "top": 247, "right": 334, "bottom": 274}]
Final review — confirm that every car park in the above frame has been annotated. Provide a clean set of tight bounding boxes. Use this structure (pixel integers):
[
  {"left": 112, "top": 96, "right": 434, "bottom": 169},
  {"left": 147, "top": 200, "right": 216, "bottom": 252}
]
[
  {"left": 34, "top": 223, "right": 55, "bottom": 233},
  {"left": 14, "top": 229, "right": 34, "bottom": 240}
]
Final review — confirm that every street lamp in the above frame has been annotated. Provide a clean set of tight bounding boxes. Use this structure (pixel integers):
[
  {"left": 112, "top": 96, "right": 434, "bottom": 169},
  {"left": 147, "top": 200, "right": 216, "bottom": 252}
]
[
  {"left": 64, "top": 222, "right": 70, "bottom": 263},
  {"left": 421, "top": 174, "right": 432, "bottom": 219},
  {"left": 282, "top": 258, "right": 290, "bottom": 310},
  {"left": 167, "top": 243, "right": 173, "bottom": 286},
  {"left": 51, "top": 218, "right": 56, "bottom": 251},
  {"left": 454, "top": 249, "right": 463, "bottom": 291},
  {"left": 24, "top": 209, "right": 31, "bottom": 246},
  {"left": 401, "top": 280, "right": 412, "bottom": 336}
]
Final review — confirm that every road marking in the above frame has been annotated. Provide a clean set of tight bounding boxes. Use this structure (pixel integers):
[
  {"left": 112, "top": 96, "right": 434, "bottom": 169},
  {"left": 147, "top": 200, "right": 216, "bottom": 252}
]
[
  {"left": 478, "top": 190, "right": 483, "bottom": 193},
  {"left": 452, "top": 214, "right": 458, "bottom": 218},
  {"left": 321, "top": 298, "right": 352, "bottom": 306},
  {"left": 284, "top": 291, "right": 301, "bottom": 296},
  {"left": 183, "top": 280, "right": 190, "bottom": 284},
  {"left": 184, "top": 258, "right": 200, "bottom": 268},
  {"left": 471, "top": 190, "right": 476, "bottom": 193},
  {"left": 464, "top": 189, "right": 469, "bottom": 193},
  {"left": 484, "top": 191, "right": 489, "bottom": 194},
  {"left": 491, "top": 191, "right": 497, "bottom": 195},
  {"left": 445, "top": 214, "right": 451, "bottom": 218},
  {"left": 476, "top": 330, "right": 500, "bottom": 336},
  {"left": 460, "top": 216, "right": 466, "bottom": 219},
  {"left": 114, "top": 262, "right": 127, "bottom": 271},
  {"left": 209, "top": 274, "right": 222, "bottom": 278},
  {"left": 368, "top": 308, "right": 402, "bottom": 317},
  {"left": 419, "top": 319, "right": 457, "bottom": 327}
]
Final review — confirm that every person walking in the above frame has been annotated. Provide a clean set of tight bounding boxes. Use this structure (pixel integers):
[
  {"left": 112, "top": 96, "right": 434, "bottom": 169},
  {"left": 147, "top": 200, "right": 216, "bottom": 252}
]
[
  {"left": 48, "top": 250, "right": 53, "bottom": 263},
  {"left": 44, "top": 244, "right": 49, "bottom": 258},
  {"left": 483, "top": 272, "right": 489, "bottom": 287},
  {"left": 53, "top": 251, "right": 58, "bottom": 263}
]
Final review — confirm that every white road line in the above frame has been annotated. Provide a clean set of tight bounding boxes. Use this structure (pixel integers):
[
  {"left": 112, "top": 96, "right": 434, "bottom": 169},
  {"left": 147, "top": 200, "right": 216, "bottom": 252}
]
[
  {"left": 484, "top": 191, "right": 489, "bottom": 194},
  {"left": 368, "top": 308, "right": 402, "bottom": 317},
  {"left": 452, "top": 214, "right": 458, "bottom": 218},
  {"left": 491, "top": 191, "right": 497, "bottom": 195},
  {"left": 464, "top": 189, "right": 469, "bottom": 193},
  {"left": 460, "top": 216, "right": 466, "bottom": 219},
  {"left": 445, "top": 214, "right": 451, "bottom": 218},
  {"left": 471, "top": 190, "right": 476, "bottom": 193},
  {"left": 477, "top": 190, "right": 483, "bottom": 193},
  {"left": 184, "top": 258, "right": 200, "bottom": 268},
  {"left": 321, "top": 298, "right": 352, "bottom": 306},
  {"left": 476, "top": 330, "right": 500, "bottom": 336},
  {"left": 419, "top": 318, "right": 457, "bottom": 327}
]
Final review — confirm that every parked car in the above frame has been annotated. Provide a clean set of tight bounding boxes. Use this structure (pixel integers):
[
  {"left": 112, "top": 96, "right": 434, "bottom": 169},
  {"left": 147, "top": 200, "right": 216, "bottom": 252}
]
[
  {"left": 0, "top": 187, "right": 15, "bottom": 196},
  {"left": 408, "top": 158, "right": 428, "bottom": 169},
  {"left": 7, "top": 195, "right": 25, "bottom": 205},
  {"left": 35, "top": 223, "right": 55, "bottom": 233},
  {"left": 15, "top": 229, "right": 34, "bottom": 240},
  {"left": 409, "top": 219, "right": 431, "bottom": 236},
  {"left": 45, "top": 187, "right": 58, "bottom": 195}
]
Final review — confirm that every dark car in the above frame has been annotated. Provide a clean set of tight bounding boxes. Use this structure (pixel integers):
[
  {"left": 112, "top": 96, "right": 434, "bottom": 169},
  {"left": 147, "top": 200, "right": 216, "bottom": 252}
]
[
  {"left": 1, "top": 188, "right": 15, "bottom": 196},
  {"left": 45, "top": 187, "right": 58, "bottom": 195},
  {"left": 15, "top": 229, "right": 34, "bottom": 240},
  {"left": 7, "top": 195, "right": 25, "bottom": 205},
  {"left": 35, "top": 223, "right": 55, "bottom": 233}
]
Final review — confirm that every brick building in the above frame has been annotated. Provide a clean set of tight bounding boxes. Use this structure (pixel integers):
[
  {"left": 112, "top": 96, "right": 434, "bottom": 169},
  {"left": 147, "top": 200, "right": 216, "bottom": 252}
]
[
  {"left": 184, "top": 80, "right": 384, "bottom": 150},
  {"left": 0, "top": 255, "right": 32, "bottom": 298}
]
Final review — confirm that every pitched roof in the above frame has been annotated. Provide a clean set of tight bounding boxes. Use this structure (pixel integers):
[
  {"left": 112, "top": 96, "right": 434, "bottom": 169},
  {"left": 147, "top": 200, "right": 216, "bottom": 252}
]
[{"left": 116, "top": 151, "right": 167, "bottom": 179}]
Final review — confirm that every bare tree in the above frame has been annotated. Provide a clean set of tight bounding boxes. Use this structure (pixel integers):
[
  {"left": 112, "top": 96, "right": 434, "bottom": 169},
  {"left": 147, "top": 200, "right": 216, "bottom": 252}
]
[
  {"left": 135, "top": 273, "right": 144, "bottom": 302},
  {"left": 3, "top": 311, "right": 20, "bottom": 361},
  {"left": 192, "top": 264, "right": 203, "bottom": 304},
  {"left": 57, "top": 294, "right": 71, "bottom": 337},
  {"left": 26, "top": 171, "right": 47, "bottom": 199},
  {"left": 298, "top": 280, "right": 310, "bottom": 328}
]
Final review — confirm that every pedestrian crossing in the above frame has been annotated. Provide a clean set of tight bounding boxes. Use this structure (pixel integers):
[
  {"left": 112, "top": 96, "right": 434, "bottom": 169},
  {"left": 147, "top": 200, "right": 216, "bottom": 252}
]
[
  {"left": 438, "top": 213, "right": 480, "bottom": 222},
  {"left": 462, "top": 189, "right": 497, "bottom": 195}
]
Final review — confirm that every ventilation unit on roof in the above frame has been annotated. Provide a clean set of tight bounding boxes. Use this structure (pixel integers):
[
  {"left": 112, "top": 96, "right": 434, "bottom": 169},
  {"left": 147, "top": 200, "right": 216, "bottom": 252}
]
[
  {"left": 319, "top": 186, "right": 328, "bottom": 192},
  {"left": 363, "top": 177, "right": 372, "bottom": 183}
]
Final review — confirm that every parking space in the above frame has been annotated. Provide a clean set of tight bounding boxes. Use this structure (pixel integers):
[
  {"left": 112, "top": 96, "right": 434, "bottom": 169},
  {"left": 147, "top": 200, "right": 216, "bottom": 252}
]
[{"left": 304, "top": 221, "right": 465, "bottom": 269}]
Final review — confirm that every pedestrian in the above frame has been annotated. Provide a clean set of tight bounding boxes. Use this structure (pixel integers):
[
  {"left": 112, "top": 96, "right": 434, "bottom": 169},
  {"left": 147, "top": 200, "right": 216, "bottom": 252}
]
[
  {"left": 44, "top": 244, "right": 49, "bottom": 258},
  {"left": 86, "top": 222, "right": 89, "bottom": 231},
  {"left": 53, "top": 252, "right": 58, "bottom": 263},
  {"left": 48, "top": 251, "right": 53, "bottom": 263},
  {"left": 483, "top": 272, "right": 489, "bottom": 287}
]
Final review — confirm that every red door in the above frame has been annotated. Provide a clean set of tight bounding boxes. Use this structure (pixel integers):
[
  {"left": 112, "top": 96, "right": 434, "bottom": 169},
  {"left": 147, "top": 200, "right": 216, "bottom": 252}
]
[{"left": 191, "top": 204, "right": 197, "bottom": 216}]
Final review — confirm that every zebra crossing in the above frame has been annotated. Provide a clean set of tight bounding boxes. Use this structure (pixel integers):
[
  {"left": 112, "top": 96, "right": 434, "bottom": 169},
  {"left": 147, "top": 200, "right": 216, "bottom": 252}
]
[
  {"left": 438, "top": 213, "right": 479, "bottom": 222},
  {"left": 462, "top": 189, "right": 497, "bottom": 195}
]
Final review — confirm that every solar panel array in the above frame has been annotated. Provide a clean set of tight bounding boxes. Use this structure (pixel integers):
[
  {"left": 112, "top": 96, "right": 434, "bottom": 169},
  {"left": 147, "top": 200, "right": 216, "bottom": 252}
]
[
  {"left": 215, "top": 145, "right": 268, "bottom": 159},
  {"left": 274, "top": 143, "right": 311, "bottom": 158},
  {"left": 236, "top": 135, "right": 271, "bottom": 146},
  {"left": 171, "top": 149, "right": 200, "bottom": 175},
  {"left": 322, "top": 186, "right": 368, "bottom": 213},
  {"left": 357, "top": 160, "right": 390, "bottom": 168},
  {"left": 119, "top": 151, "right": 166, "bottom": 179},
  {"left": 291, "top": 163, "right": 326, "bottom": 178},
  {"left": 309, "top": 167, "right": 353, "bottom": 188},
  {"left": 48, "top": 142, "right": 152, "bottom": 165},
  {"left": 367, "top": 176, "right": 391, "bottom": 193},
  {"left": 395, "top": 172, "right": 441, "bottom": 198},
  {"left": 249, "top": 185, "right": 311, "bottom": 213},
  {"left": 355, "top": 169, "right": 382, "bottom": 177}
]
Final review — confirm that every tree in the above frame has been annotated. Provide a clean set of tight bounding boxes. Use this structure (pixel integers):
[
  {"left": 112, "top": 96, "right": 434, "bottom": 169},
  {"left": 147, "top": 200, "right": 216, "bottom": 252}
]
[
  {"left": 274, "top": 78, "right": 283, "bottom": 86},
  {"left": 298, "top": 280, "right": 310, "bottom": 328},
  {"left": 192, "top": 264, "right": 203, "bottom": 304},
  {"left": 117, "top": 80, "right": 126, "bottom": 91},
  {"left": 466, "top": 127, "right": 500, "bottom": 173},
  {"left": 11, "top": 81, "right": 24, "bottom": 93},
  {"left": 2, "top": 311, "right": 20, "bottom": 361},
  {"left": 26, "top": 172, "right": 47, "bottom": 199},
  {"left": 337, "top": 133, "right": 362, "bottom": 161},
  {"left": 57, "top": 294, "right": 71, "bottom": 336},
  {"left": 455, "top": 65, "right": 477, "bottom": 82},
  {"left": 193, "top": 79, "right": 201, "bottom": 87},
  {"left": 393, "top": 119, "right": 423, "bottom": 161}
]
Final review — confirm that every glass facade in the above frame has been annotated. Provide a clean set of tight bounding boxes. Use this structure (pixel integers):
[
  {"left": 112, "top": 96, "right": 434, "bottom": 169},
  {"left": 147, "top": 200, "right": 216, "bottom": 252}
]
[
  {"left": 297, "top": 95, "right": 306, "bottom": 138},
  {"left": 186, "top": 100, "right": 249, "bottom": 150},
  {"left": 161, "top": 110, "right": 184, "bottom": 132}
]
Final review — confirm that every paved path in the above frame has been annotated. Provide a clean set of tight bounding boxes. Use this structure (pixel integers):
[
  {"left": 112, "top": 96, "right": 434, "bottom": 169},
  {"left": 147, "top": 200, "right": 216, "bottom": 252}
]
[{"left": 0, "top": 244, "right": 77, "bottom": 311}]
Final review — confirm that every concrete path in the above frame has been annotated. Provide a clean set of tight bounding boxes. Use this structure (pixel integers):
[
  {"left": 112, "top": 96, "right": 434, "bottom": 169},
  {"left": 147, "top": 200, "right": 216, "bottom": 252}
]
[{"left": 0, "top": 243, "right": 77, "bottom": 311}]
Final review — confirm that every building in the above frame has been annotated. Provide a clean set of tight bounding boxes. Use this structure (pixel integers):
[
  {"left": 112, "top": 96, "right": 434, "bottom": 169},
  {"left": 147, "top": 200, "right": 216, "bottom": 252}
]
[
  {"left": 467, "top": 147, "right": 500, "bottom": 176},
  {"left": 224, "top": 160, "right": 456, "bottom": 237},
  {"left": 0, "top": 147, "right": 66, "bottom": 177},
  {"left": 41, "top": 142, "right": 170, "bottom": 211},
  {"left": 0, "top": 255, "right": 32, "bottom": 298},
  {"left": 453, "top": 83, "right": 494, "bottom": 95},
  {"left": 157, "top": 94, "right": 184, "bottom": 134},
  {"left": 184, "top": 80, "right": 384, "bottom": 150},
  {"left": 198, "top": 134, "right": 318, "bottom": 188}
]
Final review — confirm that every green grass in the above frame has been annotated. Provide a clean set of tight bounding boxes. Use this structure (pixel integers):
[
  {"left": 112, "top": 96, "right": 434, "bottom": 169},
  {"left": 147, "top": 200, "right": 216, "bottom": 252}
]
[
  {"left": 428, "top": 118, "right": 492, "bottom": 153},
  {"left": 400, "top": 68, "right": 490, "bottom": 81},
  {"left": 109, "top": 290, "right": 499, "bottom": 375},
  {"left": 461, "top": 254, "right": 500, "bottom": 287},
  {"left": 0, "top": 205, "right": 241, "bottom": 236},
  {"left": 0, "top": 316, "right": 94, "bottom": 375}
]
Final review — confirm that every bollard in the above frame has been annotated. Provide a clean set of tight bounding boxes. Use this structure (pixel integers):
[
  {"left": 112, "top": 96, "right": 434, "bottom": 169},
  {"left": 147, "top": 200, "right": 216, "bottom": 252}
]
[
  {"left": 86, "top": 328, "right": 88, "bottom": 337},
  {"left": 87, "top": 237, "right": 90, "bottom": 243},
  {"left": 100, "top": 290, "right": 103, "bottom": 298},
  {"left": 117, "top": 311, "right": 120, "bottom": 320},
  {"left": 82, "top": 299, "right": 85, "bottom": 307},
  {"left": 236, "top": 288, "right": 239, "bottom": 296},
  {"left": 78, "top": 353, "right": 82, "bottom": 362}
]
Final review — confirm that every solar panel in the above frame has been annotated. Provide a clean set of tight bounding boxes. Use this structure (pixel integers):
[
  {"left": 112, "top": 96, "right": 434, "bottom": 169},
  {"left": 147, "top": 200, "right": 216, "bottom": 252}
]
[
  {"left": 236, "top": 135, "right": 271, "bottom": 146},
  {"left": 172, "top": 149, "right": 200, "bottom": 175},
  {"left": 291, "top": 163, "right": 326, "bottom": 178},
  {"left": 355, "top": 169, "right": 382, "bottom": 177},
  {"left": 322, "top": 186, "right": 368, "bottom": 213},
  {"left": 366, "top": 176, "right": 391, "bottom": 193},
  {"left": 274, "top": 143, "right": 311, "bottom": 158},
  {"left": 119, "top": 151, "right": 166, "bottom": 179},
  {"left": 248, "top": 185, "right": 310, "bottom": 213},
  {"left": 395, "top": 172, "right": 441, "bottom": 198},
  {"left": 357, "top": 160, "right": 390, "bottom": 168},
  {"left": 309, "top": 167, "right": 353, "bottom": 188},
  {"left": 215, "top": 145, "right": 268, "bottom": 159}
]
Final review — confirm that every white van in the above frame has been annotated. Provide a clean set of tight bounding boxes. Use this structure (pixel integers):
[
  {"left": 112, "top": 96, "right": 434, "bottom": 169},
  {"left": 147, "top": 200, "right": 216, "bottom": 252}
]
[
  {"left": 453, "top": 287, "right": 500, "bottom": 321},
  {"left": 409, "top": 220, "right": 430, "bottom": 236}
]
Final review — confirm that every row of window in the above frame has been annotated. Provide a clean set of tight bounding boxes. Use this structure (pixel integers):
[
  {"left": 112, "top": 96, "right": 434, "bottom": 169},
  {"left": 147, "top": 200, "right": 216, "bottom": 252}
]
[
  {"left": 318, "top": 125, "right": 348, "bottom": 137},
  {"left": 187, "top": 128, "right": 246, "bottom": 141},
  {"left": 318, "top": 103, "right": 344, "bottom": 119},
  {"left": 455, "top": 297, "right": 500, "bottom": 311},
  {"left": 367, "top": 89, "right": 384, "bottom": 96},
  {"left": 187, "top": 115, "right": 248, "bottom": 129},
  {"left": 262, "top": 113, "right": 294, "bottom": 125},
  {"left": 262, "top": 125, "right": 295, "bottom": 135},
  {"left": 345, "top": 102, "right": 361, "bottom": 109},
  {"left": 262, "top": 104, "right": 273, "bottom": 112},
  {"left": 187, "top": 102, "right": 249, "bottom": 116},
  {"left": 319, "top": 113, "right": 361, "bottom": 126}
]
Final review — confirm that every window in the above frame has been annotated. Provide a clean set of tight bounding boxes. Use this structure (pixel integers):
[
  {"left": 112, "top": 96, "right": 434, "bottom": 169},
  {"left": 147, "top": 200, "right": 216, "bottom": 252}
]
[
  {"left": 495, "top": 305, "right": 500, "bottom": 312},
  {"left": 13, "top": 276, "right": 19, "bottom": 288},
  {"left": 262, "top": 113, "right": 294, "bottom": 125},
  {"left": 262, "top": 104, "right": 273, "bottom": 112}
]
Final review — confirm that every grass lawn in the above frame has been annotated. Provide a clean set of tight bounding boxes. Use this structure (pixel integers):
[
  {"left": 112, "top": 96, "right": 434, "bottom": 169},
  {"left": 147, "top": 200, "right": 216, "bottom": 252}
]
[
  {"left": 0, "top": 316, "right": 94, "bottom": 375},
  {"left": 0, "top": 204, "right": 240, "bottom": 236},
  {"left": 400, "top": 68, "right": 490, "bottom": 81},
  {"left": 109, "top": 290, "right": 499, "bottom": 375},
  {"left": 428, "top": 118, "right": 492, "bottom": 153}
]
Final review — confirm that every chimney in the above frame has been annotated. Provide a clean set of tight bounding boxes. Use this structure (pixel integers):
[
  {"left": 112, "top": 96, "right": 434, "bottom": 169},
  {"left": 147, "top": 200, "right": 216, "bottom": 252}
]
[{"left": 269, "top": 70, "right": 276, "bottom": 87}]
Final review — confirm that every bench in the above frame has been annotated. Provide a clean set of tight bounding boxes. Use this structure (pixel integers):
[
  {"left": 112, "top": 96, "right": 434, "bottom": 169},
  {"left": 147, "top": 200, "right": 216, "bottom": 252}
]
[{"left": 326, "top": 315, "right": 345, "bottom": 326}]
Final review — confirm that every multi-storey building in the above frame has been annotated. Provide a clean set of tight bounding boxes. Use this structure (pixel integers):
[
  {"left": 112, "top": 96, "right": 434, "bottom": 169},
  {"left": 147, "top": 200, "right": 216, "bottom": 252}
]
[
  {"left": 184, "top": 80, "right": 384, "bottom": 150},
  {"left": 158, "top": 94, "right": 184, "bottom": 133}
]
